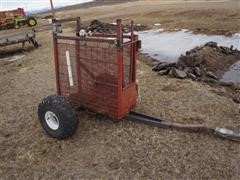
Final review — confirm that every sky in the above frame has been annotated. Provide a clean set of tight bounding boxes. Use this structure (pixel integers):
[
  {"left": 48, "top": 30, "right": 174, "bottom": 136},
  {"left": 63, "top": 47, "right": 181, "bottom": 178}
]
[{"left": 0, "top": 0, "right": 93, "bottom": 11}]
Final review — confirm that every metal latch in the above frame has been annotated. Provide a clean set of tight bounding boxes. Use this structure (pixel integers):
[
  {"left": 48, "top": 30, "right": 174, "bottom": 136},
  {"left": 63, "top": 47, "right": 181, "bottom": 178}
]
[{"left": 52, "top": 23, "right": 62, "bottom": 34}]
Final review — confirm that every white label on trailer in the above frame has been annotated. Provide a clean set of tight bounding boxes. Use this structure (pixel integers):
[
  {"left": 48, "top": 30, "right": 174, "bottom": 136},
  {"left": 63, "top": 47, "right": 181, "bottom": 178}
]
[{"left": 66, "top": 50, "right": 74, "bottom": 87}]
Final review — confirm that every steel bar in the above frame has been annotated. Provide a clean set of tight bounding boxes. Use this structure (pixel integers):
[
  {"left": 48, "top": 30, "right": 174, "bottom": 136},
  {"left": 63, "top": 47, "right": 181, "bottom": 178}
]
[
  {"left": 53, "top": 17, "right": 80, "bottom": 23},
  {"left": 127, "top": 111, "right": 240, "bottom": 142},
  {"left": 56, "top": 35, "right": 115, "bottom": 43},
  {"left": 126, "top": 111, "right": 170, "bottom": 129},
  {"left": 92, "top": 34, "right": 132, "bottom": 39},
  {"left": 50, "top": 0, "right": 55, "bottom": 18}
]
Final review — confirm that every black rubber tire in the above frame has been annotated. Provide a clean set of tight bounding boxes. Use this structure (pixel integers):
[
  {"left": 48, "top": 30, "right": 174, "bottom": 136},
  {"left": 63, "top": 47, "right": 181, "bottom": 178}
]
[
  {"left": 27, "top": 17, "right": 37, "bottom": 27},
  {"left": 38, "top": 95, "right": 79, "bottom": 139}
]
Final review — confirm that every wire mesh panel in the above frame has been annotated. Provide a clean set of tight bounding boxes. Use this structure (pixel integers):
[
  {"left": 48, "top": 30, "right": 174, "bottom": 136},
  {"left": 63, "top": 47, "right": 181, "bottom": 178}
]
[
  {"left": 57, "top": 38, "right": 119, "bottom": 117},
  {"left": 123, "top": 43, "right": 132, "bottom": 87}
]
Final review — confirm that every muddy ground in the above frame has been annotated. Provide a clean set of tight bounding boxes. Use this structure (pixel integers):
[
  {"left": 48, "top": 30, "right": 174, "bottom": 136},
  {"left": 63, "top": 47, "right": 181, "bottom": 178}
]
[{"left": 1, "top": 0, "right": 240, "bottom": 179}]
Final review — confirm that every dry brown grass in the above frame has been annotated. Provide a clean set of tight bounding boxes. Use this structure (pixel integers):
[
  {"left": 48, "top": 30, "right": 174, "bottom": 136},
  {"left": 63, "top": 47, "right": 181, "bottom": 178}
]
[{"left": 39, "top": 0, "right": 240, "bottom": 35}]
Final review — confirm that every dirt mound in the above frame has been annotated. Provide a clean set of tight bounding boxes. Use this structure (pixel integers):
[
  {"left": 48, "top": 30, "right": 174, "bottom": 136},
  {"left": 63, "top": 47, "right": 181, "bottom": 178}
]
[
  {"left": 86, "top": 19, "right": 147, "bottom": 34},
  {"left": 153, "top": 42, "right": 240, "bottom": 83}
]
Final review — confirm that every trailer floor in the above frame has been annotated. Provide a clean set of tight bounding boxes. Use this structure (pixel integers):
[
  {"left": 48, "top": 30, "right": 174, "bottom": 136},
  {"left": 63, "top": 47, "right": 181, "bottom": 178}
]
[{"left": 0, "top": 30, "right": 239, "bottom": 179}]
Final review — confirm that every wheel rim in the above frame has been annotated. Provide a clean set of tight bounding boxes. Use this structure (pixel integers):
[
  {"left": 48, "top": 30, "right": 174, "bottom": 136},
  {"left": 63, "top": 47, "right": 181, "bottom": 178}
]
[
  {"left": 29, "top": 19, "right": 36, "bottom": 26},
  {"left": 45, "top": 111, "right": 59, "bottom": 130}
]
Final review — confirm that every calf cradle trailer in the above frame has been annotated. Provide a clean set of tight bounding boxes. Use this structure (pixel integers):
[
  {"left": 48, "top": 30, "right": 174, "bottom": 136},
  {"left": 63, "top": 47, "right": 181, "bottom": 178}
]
[{"left": 38, "top": 17, "right": 240, "bottom": 142}]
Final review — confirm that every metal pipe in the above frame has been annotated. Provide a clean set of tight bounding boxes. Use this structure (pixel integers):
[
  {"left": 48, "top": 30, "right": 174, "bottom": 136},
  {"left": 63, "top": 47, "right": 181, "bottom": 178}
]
[
  {"left": 53, "top": 34, "right": 60, "bottom": 95},
  {"left": 127, "top": 111, "right": 240, "bottom": 142},
  {"left": 75, "top": 17, "right": 81, "bottom": 93},
  {"left": 50, "top": 0, "right": 55, "bottom": 18},
  {"left": 56, "top": 36, "right": 115, "bottom": 43}
]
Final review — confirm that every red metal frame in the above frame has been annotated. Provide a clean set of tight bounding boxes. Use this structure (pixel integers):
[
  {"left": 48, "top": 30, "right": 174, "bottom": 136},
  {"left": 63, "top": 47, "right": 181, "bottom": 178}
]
[{"left": 52, "top": 17, "right": 139, "bottom": 119}]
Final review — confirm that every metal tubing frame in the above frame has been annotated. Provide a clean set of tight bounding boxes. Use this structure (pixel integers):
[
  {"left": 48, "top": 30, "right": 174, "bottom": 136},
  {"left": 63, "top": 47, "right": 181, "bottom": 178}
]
[
  {"left": 53, "top": 17, "right": 82, "bottom": 95},
  {"left": 129, "top": 20, "right": 134, "bottom": 84},
  {"left": 53, "top": 17, "right": 80, "bottom": 23},
  {"left": 116, "top": 19, "right": 124, "bottom": 118},
  {"left": 75, "top": 17, "right": 81, "bottom": 94},
  {"left": 92, "top": 34, "right": 132, "bottom": 39},
  {"left": 56, "top": 35, "right": 116, "bottom": 43},
  {"left": 53, "top": 34, "right": 60, "bottom": 95},
  {"left": 52, "top": 17, "right": 139, "bottom": 119}
]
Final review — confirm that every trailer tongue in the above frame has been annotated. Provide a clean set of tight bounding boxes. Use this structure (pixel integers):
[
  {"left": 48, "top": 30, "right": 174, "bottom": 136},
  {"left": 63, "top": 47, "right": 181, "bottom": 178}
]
[
  {"left": 37, "top": 17, "right": 240, "bottom": 142},
  {"left": 127, "top": 111, "right": 240, "bottom": 142}
]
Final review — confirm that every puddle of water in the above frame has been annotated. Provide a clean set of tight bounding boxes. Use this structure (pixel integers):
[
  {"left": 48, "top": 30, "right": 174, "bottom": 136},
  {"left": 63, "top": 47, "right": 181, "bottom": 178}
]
[
  {"left": 0, "top": 54, "right": 25, "bottom": 62},
  {"left": 138, "top": 30, "right": 240, "bottom": 63},
  {"left": 221, "top": 61, "right": 240, "bottom": 83}
]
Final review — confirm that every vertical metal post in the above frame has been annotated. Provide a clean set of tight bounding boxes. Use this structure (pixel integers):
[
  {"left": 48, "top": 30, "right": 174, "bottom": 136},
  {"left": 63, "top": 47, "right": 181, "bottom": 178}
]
[
  {"left": 129, "top": 20, "right": 134, "bottom": 83},
  {"left": 75, "top": 17, "right": 82, "bottom": 94},
  {"left": 53, "top": 33, "right": 60, "bottom": 95},
  {"left": 50, "top": 0, "right": 56, "bottom": 17},
  {"left": 132, "top": 35, "right": 138, "bottom": 83},
  {"left": 117, "top": 19, "right": 124, "bottom": 88},
  {"left": 76, "top": 17, "right": 80, "bottom": 36},
  {"left": 130, "top": 20, "right": 134, "bottom": 42},
  {"left": 116, "top": 19, "right": 123, "bottom": 117}
]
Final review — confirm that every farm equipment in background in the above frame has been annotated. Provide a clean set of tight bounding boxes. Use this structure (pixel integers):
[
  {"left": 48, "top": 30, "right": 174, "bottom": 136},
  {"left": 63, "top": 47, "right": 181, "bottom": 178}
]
[
  {"left": 37, "top": 17, "right": 240, "bottom": 142},
  {"left": 0, "top": 8, "right": 37, "bottom": 29},
  {"left": 0, "top": 29, "right": 39, "bottom": 48}
]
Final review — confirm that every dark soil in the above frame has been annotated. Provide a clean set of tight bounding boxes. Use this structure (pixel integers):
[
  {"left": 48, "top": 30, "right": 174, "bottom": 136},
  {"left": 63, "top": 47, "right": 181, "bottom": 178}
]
[
  {"left": 178, "top": 42, "right": 240, "bottom": 78},
  {"left": 150, "top": 42, "right": 240, "bottom": 104},
  {"left": 86, "top": 19, "right": 147, "bottom": 34},
  {"left": 153, "top": 42, "right": 240, "bottom": 83}
]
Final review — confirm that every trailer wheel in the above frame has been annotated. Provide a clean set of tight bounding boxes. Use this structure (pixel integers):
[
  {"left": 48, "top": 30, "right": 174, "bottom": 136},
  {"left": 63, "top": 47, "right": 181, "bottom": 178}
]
[
  {"left": 14, "top": 23, "right": 20, "bottom": 29},
  {"left": 38, "top": 95, "right": 79, "bottom": 139},
  {"left": 27, "top": 17, "right": 37, "bottom": 27}
]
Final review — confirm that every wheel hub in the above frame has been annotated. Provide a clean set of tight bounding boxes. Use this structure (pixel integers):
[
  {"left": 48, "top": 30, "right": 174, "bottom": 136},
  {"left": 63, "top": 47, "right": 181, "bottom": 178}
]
[
  {"left": 45, "top": 111, "right": 59, "bottom": 130},
  {"left": 29, "top": 20, "right": 36, "bottom": 26}
]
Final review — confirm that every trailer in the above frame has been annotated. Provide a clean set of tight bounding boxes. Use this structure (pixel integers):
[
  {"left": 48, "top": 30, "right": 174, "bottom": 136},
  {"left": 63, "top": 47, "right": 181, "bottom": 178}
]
[
  {"left": 37, "top": 17, "right": 240, "bottom": 142},
  {"left": 0, "top": 29, "right": 39, "bottom": 48}
]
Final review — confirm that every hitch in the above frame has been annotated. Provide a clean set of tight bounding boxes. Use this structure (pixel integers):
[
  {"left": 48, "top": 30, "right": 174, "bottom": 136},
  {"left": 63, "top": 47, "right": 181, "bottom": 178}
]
[
  {"left": 126, "top": 111, "right": 240, "bottom": 142},
  {"left": 215, "top": 127, "right": 240, "bottom": 142}
]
